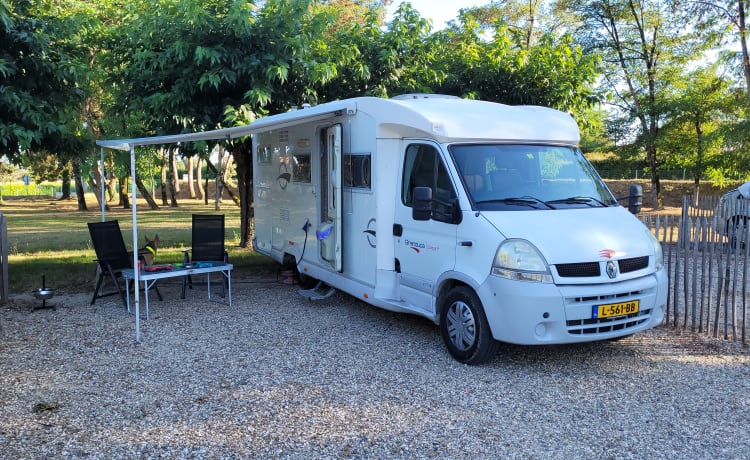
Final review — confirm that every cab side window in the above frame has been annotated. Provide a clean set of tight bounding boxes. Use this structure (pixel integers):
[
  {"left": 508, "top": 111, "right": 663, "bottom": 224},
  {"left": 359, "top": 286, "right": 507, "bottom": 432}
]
[{"left": 402, "top": 144, "right": 458, "bottom": 223}]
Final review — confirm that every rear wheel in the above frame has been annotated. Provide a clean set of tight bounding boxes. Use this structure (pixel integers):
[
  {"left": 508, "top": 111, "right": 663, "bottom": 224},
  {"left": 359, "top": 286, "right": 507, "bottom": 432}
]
[
  {"left": 439, "top": 286, "right": 499, "bottom": 364},
  {"left": 727, "top": 216, "right": 749, "bottom": 249},
  {"left": 295, "top": 268, "right": 319, "bottom": 289},
  {"left": 282, "top": 254, "right": 318, "bottom": 289}
]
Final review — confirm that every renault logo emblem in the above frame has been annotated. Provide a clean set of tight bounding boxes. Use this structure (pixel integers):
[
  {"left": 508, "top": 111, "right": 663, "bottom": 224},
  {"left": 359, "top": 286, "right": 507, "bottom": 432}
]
[{"left": 606, "top": 261, "right": 618, "bottom": 279}]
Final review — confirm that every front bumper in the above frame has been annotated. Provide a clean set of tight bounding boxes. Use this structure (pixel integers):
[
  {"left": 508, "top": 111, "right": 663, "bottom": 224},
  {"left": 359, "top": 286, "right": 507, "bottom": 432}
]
[{"left": 475, "top": 269, "right": 667, "bottom": 345}]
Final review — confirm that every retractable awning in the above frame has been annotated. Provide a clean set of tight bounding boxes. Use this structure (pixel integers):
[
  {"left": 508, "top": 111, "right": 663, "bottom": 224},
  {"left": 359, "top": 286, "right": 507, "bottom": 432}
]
[{"left": 95, "top": 101, "right": 355, "bottom": 342}]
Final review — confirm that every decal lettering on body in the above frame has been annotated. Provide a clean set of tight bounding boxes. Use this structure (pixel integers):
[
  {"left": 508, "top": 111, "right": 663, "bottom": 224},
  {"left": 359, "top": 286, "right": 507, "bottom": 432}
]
[{"left": 404, "top": 239, "right": 438, "bottom": 253}]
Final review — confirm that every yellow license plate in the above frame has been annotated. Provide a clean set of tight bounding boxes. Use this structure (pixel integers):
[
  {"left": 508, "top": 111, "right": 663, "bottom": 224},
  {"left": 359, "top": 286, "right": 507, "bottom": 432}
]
[{"left": 593, "top": 300, "right": 639, "bottom": 319}]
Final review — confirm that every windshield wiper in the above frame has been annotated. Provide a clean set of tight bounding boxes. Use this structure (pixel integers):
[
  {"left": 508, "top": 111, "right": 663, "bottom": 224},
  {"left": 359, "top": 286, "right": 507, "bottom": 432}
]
[
  {"left": 475, "top": 196, "right": 554, "bottom": 209},
  {"left": 546, "top": 196, "right": 609, "bottom": 207}
]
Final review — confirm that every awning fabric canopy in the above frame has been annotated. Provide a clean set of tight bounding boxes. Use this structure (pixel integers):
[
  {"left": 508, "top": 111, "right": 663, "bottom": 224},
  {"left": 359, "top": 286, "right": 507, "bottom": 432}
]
[
  {"left": 96, "top": 100, "right": 354, "bottom": 150},
  {"left": 96, "top": 124, "right": 254, "bottom": 151}
]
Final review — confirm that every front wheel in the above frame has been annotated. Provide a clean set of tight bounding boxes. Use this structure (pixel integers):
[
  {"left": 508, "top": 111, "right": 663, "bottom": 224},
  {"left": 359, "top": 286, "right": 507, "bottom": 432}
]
[{"left": 439, "top": 286, "right": 499, "bottom": 364}]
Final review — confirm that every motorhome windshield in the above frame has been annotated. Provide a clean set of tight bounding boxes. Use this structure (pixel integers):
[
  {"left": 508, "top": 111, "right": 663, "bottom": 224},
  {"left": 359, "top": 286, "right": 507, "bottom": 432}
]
[{"left": 450, "top": 144, "right": 616, "bottom": 211}]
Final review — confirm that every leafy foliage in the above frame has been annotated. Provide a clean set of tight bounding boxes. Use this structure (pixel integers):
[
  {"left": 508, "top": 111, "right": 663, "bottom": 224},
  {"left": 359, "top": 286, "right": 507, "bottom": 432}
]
[
  {"left": 433, "top": 13, "right": 599, "bottom": 117},
  {"left": 3, "top": 0, "right": 750, "bottom": 217},
  {"left": 0, "top": 0, "right": 89, "bottom": 159}
]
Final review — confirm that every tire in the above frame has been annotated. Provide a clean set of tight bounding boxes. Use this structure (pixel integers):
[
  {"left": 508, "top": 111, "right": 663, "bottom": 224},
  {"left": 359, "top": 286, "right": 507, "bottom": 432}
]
[
  {"left": 439, "top": 286, "right": 499, "bottom": 364},
  {"left": 282, "top": 254, "right": 319, "bottom": 289},
  {"left": 727, "top": 216, "right": 748, "bottom": 250},
  {"left": 295, "top": 267, "right": 319, "bottom": 289}
]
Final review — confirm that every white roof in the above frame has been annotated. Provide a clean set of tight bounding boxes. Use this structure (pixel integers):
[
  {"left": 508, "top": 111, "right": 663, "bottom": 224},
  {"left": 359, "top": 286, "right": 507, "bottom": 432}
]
[
  {"left": 96, "top": 95, "right": 579, "bottom": 150},
  {"left": 359, "top": 95, "right": 580, "bottom": 143}
]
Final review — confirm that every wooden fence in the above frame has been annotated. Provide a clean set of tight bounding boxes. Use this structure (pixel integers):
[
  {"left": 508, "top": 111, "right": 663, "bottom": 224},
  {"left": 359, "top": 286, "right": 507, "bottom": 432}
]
[
  {"left": 0, "top": 212, "right": 7, "bottom": 304},
  {"left": 642, "top": 195, "right": 749, "bottom": 344}
]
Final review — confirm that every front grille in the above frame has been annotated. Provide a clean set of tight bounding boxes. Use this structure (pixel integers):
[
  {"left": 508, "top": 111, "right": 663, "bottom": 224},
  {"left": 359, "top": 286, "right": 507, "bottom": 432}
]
[
  {"left": 556, "top": 256, "right": 650, "bottom": 278},
  {"left": 556, "top": 262, "right": 600, "bottom": 277},
  {"left": 619, "top": 256, "right": 649, "bottom": 273},
  {"left": 567, "top": 308, "right": 652, "bottom": 335}
]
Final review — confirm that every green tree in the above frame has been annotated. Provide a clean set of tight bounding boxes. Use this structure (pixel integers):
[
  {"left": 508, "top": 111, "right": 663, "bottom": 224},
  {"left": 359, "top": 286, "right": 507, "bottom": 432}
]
[
  {"left": 463, "top": 0, "right": 578, "bottom": 47},
  {"left": 687, "top": 1, "right": 750, "bottom": 180},
  {"left": 432, "top": 9, "right": 599, "bottom": 117},
  {"left": 688, "top": 0, "right": 750, "bottom": 106},
  {"left": 0, "top": 1, "right": 88, "bottom": 155},
  {"left": 1, "top": 0, "right": 99, "bottom": 210},
  {"left": 316, "top": 2, "right": 443, "bottom": 99},
  {"left": 659, "top": 64, "right": 730, "bottom": 197},
  {"left": 562, "top": 0, "right": 713, "bottom": 208}
]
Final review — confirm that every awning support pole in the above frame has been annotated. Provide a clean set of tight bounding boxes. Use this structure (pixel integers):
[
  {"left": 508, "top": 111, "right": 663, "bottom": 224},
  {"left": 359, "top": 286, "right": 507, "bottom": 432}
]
[
  {"left": 130, "top": 144, "right": 141, "bottom": 343},
  {"left": 100, "top": 147, "right": 105, "bottom": 222}
]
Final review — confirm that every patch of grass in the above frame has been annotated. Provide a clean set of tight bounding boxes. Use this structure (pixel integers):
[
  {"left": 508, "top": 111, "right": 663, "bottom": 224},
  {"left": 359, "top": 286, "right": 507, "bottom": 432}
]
[{"left": 1, "top": 195, "right": 277, "bottom": 294}]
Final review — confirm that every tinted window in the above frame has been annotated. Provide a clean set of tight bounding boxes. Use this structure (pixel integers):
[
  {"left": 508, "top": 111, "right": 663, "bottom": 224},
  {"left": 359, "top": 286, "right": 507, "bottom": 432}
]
[{"left": 402, "top": 144, "right": 458, "bottom": 223}]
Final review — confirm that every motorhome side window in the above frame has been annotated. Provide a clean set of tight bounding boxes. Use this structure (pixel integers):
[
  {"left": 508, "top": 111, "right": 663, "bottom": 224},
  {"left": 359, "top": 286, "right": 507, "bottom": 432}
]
[
  {"left": 402, "top": 144, "right": 457, "bottom": 223},
  {"left": 344, "top": 154, "right": 371, "bottom": 189},
  {"left": 257, "top": 145, "right": 271, "bottom": 163},
  {"left": 292, "top": 153, "right": 312, "bottom": 183}
]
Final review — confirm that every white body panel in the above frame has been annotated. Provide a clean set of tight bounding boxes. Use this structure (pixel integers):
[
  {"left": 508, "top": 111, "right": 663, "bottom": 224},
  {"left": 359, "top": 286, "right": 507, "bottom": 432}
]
[{"left": 251, "top": 96, "right": 667, "bottom": 345}]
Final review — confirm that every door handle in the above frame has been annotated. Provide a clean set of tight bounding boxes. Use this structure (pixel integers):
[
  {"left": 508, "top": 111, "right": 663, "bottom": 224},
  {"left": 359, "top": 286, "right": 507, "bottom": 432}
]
[{"left": 393, "top": 224, "right": 403, "bottom": 237}]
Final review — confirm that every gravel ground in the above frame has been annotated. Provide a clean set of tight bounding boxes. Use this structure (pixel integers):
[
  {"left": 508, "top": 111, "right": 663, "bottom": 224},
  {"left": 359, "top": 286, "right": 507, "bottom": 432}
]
[{"left": 1, "top": 275, "right": 749, "bottom": 460}]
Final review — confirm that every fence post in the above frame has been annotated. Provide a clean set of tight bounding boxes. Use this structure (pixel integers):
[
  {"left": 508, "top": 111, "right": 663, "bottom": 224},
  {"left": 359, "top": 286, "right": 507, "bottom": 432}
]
[{"left": 0, "top": 212, "right": 7, "bottom": 304}]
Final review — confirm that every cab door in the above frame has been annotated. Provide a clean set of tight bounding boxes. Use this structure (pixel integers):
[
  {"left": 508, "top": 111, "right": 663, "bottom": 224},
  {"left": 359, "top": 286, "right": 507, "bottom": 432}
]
[{"left": 393, "top": 143, "right": 459, "bottom": 311}]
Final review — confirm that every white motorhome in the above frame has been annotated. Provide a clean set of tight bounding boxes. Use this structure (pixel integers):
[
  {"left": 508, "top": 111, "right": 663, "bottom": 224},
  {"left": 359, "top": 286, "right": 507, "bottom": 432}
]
[{"left": 250, "top": 95, "right": 667, "bottom": 364}]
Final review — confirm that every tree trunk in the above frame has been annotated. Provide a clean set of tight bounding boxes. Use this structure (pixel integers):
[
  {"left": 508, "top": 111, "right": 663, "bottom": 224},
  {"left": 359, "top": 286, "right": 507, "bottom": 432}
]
[
  {"left": 644, "top": 119, "right": 663, "bottom": 209},
  {"left": 694, "top": 119, "right": 704, "bottom": 203},
  {"left": 222, "top": 154, "right": 234, "bottom": 183},
  {"left": 160, "top": 148, "right": 168, "bottom": 206},
  {"left": 87, "top": 169, "right": 109, "bottom": 211},
  {"left": 196, "top": 157, "right": 205, "bottom": 201},
  {"left": 136, "top": 176, "right": 160, "bottom": 210},
  {"left": 105, "top": 156, "right": 116, "bottom": 202},
  {"left": 214, "top": 147, "right": 224, "bottom": 210},
  {"left": 234, "top": 139, "right": 253, "bottom": 248},
  {"left": 168, "top": 147, "right": 178, "bottom": 207},
  {"left": 204, "top": 163, "right": 210, "bottom": 205},
  {"left": 205, "top": 157, "right": 240, "bottom": 206},
  {"left": 60, "top": 167, "right": 71, "bottom": 199},
  {"left": 646, "top": 144, "right": 662, "bottom": 209},
  {"left": 740, "top": 0, "right": 750, "bottom": 106},
  {"left": 149, "top": 151, "right": 157, "bottom": 198},
  {"left": 72, "top": 159, "right": 88, "bottom": 211},
  {"left": 171, "top": 149, "right": 181, "bottom": 193},
  {"left": 119, "top": 175, "right": 130, "bottom": 209},
  {"left": 187, "top": 156, "right": 196, "bottom": 199}
]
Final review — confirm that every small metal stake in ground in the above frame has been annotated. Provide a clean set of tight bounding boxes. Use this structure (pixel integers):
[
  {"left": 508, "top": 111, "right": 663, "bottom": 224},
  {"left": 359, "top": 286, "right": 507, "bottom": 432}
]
[{"left": 31, "top": 275, "right": 55, "bottom": 311}]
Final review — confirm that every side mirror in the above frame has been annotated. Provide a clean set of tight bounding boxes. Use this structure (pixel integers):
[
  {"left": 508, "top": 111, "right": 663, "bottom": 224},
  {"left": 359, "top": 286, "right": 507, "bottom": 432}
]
[
  {"left": 628, "top": 184, "right": 643, "bottom": 214},
  {"left": 412, "top": 186, "right": 432, "bottom": 221}
]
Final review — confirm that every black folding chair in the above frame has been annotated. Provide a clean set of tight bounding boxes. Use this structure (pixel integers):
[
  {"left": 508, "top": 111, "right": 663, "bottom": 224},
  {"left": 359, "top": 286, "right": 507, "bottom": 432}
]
[
  {"left": 88, "top": 220, "right": 161, "bottom": 306},
  {"left": 182, "top": 214, "right": 229, "bottom": 298}
]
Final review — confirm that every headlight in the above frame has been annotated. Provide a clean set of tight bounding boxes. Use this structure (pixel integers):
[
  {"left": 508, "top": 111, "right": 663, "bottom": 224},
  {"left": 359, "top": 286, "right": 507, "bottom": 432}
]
[
  {"left": 492, "top": 239, "right": 552, "bottom": 283},
  {"left": 646, "top": 230, "right": 664, "bottom": 271}
]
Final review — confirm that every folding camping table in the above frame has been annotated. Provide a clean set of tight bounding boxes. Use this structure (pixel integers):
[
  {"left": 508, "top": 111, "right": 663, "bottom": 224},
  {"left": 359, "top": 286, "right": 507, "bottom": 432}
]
[{"left": 122, "top": 262, "right": 233, "bottom": 319}]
